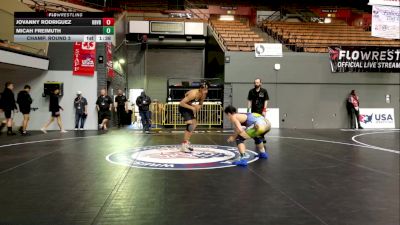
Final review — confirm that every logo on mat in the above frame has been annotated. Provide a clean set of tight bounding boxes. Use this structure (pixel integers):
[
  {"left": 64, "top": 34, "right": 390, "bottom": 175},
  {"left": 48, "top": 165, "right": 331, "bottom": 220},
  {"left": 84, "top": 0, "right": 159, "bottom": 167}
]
[{"left": 106, "top": 145, "right": 258, "bottom": 170}]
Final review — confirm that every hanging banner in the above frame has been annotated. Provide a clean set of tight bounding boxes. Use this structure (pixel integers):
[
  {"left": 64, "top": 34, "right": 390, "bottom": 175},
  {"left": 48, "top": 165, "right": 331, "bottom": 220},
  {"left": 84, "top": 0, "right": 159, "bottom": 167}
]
[
  {"left": 368, "top": 0, "right": 400, "bottom": 6},
  {"left": 255, "top": 43, "right": 283, "bottom": 57},
  {"left": 105, "top": 42, "right": 114, "bottom": 78},
  {"left": 371, "top": 5, "right": 400, "bottom": 39},
  {"left": 73, "top": 42, "right": 96, "bottom": 76},
  {"left": 319, "top": 9, "right": 352, "bottom": 18},
  {"left": 359, "top": 108, "right": 396, "bottom": 128},
  {"left": 328, "top": 46, "right": 400, "bottom": 72}
]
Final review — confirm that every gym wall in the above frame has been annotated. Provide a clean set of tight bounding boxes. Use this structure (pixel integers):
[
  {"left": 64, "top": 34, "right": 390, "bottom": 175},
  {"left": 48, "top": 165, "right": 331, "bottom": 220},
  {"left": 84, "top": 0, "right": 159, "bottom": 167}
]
[
  {"left": 2, "top": 70, "right": 99, "bottom": 131},
  {"left": 127, "top": 47, "right": 205, "bottom": 102},
  {"left": 0, "top": 42, "right": 111, "bottom": 130},
  {"left": 225, "top": 52, "right": 399, "bottom": 129}
]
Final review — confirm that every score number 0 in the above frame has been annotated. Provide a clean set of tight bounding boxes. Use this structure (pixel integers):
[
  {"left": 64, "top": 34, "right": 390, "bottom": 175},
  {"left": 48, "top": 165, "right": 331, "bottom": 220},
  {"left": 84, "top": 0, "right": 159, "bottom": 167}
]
[
  {"left": 102, "top": 18, "right": 114, "bottom": 26},
  {"left": 102, "top": 18, "right": 114, "bottom": 35}
]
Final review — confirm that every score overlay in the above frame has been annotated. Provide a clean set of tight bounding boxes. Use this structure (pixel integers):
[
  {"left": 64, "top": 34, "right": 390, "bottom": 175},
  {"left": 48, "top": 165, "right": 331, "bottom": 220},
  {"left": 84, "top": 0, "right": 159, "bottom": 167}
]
[{"left": 14, "top": 12, "right": 114, "bottom": 42}]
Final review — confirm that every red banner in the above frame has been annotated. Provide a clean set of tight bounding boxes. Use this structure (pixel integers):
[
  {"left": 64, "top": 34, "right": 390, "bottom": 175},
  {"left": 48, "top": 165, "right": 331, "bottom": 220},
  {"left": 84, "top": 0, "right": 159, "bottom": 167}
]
[
  {"left": 310, "top": 7, "right": 352, "bottom": 19},
  {"left": 106, "top": 42, "right": 114, "bottom": 78},
  {"left": 73, "top": 42, "right": 96, "bottom": 76}
]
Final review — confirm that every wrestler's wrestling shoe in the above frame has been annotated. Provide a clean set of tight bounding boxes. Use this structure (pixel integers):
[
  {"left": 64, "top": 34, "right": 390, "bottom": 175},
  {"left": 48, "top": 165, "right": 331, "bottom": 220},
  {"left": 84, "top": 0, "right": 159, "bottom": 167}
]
[
  {"left": 232, "top": 158, "right": 248, "bottom": 166},
  {"left": 258, "top": 152, "right": 269, "bottom": 159},
  {"left": 187, "top": 142, "right": 194, "bottom": 151},
  {"left": 232, "top": 153, "right": 250, "bottom": 166},
  {"left": 180, "top": 141, "right": 194, "bottom": 153}
]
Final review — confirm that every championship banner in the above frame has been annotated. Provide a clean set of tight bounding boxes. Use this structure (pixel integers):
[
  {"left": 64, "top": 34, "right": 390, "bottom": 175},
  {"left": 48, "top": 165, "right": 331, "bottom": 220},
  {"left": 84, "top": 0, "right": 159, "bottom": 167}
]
[
  {"left": 371, "top": 5, "right": 400, "bottom": 39},
  {"left": 105, "top": 42, "right": 114, "bottom": 78},
  {"left": 328, "top": 46, "right": 400, "bottom": 72},
  {"left": 73, "top": 42, "right": 96, "bottom": 76},
  {"left": 359, "top": 108, "right": 395, "bottom": 128}
]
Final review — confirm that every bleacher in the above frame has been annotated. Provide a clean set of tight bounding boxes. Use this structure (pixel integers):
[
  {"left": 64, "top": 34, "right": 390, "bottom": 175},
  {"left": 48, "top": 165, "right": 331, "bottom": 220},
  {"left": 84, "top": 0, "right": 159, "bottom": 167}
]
[
  {"left": 263, "top": 21, "right": 400, "bottom": 53},
  {"left": 143, "top": 17, "right": 207, "bottom": 23},
  {"left": 0, "top": 39, "right": 22, "bottom": 51},
  {"left": 119, "top": 0, "right": 169, "bottom": 10},
  {"left": 210, "top": 20, "right": 265, "bottom": 52}
]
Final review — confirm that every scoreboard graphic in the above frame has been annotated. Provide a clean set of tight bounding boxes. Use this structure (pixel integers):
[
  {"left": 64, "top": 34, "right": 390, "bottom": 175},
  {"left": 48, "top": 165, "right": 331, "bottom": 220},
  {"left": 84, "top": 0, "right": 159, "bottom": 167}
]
[{"left": 14, "top": 12, "right": 114, "bottom": 42}]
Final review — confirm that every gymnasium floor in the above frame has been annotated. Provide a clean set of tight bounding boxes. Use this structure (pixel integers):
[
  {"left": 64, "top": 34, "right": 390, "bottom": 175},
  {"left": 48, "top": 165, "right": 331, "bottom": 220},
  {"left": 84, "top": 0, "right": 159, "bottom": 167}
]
[{"left": 0, "top": 128, "right": 398, "bottom": 225}]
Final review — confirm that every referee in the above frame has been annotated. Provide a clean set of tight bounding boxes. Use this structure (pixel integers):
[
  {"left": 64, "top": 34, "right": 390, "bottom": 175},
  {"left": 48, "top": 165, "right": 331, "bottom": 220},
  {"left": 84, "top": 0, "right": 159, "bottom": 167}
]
[
  {"left": 247, "top": 78, "right": 269, "bottom": 144},
  {"left": 247, "top": 78, "right": 269, "bottom": 116}
]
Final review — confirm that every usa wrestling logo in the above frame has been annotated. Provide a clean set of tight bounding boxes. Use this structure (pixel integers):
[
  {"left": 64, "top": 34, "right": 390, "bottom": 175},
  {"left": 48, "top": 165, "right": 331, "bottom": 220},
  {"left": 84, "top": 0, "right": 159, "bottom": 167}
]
[{"left": 106, "top": 145, "right": 258, "bottom": 170}]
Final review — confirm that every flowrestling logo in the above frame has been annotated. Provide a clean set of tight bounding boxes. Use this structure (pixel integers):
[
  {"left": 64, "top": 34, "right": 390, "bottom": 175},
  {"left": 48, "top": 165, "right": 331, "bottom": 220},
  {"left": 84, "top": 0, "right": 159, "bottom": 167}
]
[
  {"left": 328, "top": 46, "right": 400, "bottom": 73},
  {"left": 106, "top": 145, "right": 258, "bottom": 170}
]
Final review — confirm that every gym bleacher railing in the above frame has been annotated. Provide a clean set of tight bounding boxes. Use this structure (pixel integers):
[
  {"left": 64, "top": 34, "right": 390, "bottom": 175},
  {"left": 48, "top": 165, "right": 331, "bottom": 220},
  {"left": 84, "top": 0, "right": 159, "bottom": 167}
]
[
  {"left": 136, "top": 102, "right": 223, "bottom": 129},
  {"left": 0, "top": 8, "right": 48, "bottom": 56}
]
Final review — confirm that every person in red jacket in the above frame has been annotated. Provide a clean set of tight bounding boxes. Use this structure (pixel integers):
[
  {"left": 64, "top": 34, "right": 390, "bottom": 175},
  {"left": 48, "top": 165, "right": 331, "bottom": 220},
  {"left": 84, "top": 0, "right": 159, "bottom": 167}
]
[{"left": 348, "top": 90, "right": 363, "bottom": 129}]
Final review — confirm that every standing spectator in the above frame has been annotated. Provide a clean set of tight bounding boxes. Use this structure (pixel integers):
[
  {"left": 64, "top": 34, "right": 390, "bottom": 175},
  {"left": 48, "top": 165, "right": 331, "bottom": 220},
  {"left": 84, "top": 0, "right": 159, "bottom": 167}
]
[
  {"left": 136, "top": 91, "right": 152, "bottom": 133},
  {"left": 0, "top": 82, "right": 17, "bottom": 135},
  {"left": 96, "top": 89, "right": 113, "bottom": 130},
  {"left": 41, "top": 88, "right": 67, "bottom": 133},
  {"left": 0, "top": 92, "right": 6, "bottom": 133},
  {"left": 348, "top": 90, "right": 363, "bottom": 129},
  {"left": 247, "top": 78, "right": 269, "bottom": 116},
  {"left": 114, "top": 89, "right": 128, "bottom": 128},
  {"left": 17, "top": 85, "right": 33, "bottom": 135},
  {"left": 74, "top": 91, "right": 88, "bottom": 130}
]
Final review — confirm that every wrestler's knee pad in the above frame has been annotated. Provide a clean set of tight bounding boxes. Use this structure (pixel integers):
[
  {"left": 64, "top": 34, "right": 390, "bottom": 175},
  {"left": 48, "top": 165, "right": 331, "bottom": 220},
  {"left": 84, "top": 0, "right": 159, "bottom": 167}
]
[
  {"left": 236, "top": 135, "right": 246, "bottom": 145},
  {"left": 186, "top": 124, "right": 195, "bottom": 132},
  {"left": 254, "top": 137, "right": 264, "bottom": 145}
]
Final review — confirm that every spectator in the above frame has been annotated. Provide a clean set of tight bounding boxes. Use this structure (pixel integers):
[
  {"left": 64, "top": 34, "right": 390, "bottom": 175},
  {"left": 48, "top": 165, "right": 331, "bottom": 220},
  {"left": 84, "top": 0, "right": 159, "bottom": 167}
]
[
  {"left": 74, "top": 91, "right": 88, "bottom": 130},
  {"left": 17, "top": 85, "right": 33, "bottom": 135},
  {"left": 96, "top": 89, "right": 113, "bottom": 130},
  {"left": 0, "top": 92, "right": 5, "bottom": 133},
  {"left": 41, "top": 88, "right": 67, "bottom": 133},
  {"left": 0, "top": 82, "right": 17, "bottom": 135},
  {"left": 114, "top": 89, "right": 128, "bottom": 128},
  {"left": 348, "top": 90, "right": 363, "bottom": 129},
  {"left": 136, "top": 91, "right": 152, "bottom": 133}
]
